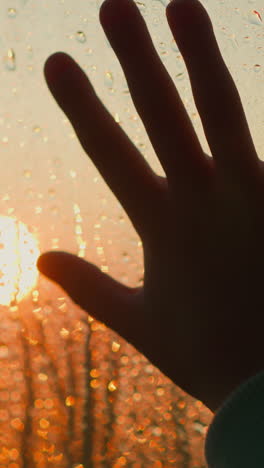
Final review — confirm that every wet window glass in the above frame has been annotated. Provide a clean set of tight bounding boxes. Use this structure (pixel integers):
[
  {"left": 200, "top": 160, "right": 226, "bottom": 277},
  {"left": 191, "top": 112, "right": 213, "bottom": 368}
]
[{"left": 0, "top": 0, "right": 262, "bottom": 466}]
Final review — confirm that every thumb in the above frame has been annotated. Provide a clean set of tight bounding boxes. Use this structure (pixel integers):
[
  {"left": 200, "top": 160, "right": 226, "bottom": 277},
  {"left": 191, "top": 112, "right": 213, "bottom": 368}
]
[{"left": 37, "top": 251, "right": 142, "bottom": 342}]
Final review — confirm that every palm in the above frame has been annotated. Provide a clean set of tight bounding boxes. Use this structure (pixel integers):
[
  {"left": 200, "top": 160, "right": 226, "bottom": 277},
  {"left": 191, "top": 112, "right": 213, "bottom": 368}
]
[
  {"left": 140, "top": 159, "right": 264, "bottom": 411},
  {"left": 37, "top": 0, "right": 264, "bottom": 411}
]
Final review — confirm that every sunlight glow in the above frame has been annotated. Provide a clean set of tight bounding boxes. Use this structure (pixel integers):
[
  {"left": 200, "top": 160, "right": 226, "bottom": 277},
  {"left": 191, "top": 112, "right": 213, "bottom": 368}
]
[{"left": 0, "top": 216, "right": 39, "bottom": 305}]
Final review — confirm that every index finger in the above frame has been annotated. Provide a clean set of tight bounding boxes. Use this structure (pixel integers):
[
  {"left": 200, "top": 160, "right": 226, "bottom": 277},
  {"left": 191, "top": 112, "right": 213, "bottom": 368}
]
[{"left": 44, "top": 53, "right": 163, "bottom": 240}]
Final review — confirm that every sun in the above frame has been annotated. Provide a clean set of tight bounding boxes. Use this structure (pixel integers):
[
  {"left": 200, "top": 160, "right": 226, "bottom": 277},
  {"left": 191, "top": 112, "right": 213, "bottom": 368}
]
[{"left": 0, "top": 216, "right": 40, "bottom": 305}]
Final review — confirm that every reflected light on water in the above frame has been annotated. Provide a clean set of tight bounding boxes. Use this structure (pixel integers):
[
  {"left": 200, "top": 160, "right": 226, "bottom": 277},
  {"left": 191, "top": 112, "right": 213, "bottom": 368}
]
[{"left": 0, "top": 216, "right": 39, "bottom": 305}]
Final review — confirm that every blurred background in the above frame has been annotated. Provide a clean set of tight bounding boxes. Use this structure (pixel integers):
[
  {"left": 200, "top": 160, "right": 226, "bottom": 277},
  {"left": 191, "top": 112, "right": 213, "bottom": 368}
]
[{"left": 0, "top": 0, "right": 262, "bottom": 466}]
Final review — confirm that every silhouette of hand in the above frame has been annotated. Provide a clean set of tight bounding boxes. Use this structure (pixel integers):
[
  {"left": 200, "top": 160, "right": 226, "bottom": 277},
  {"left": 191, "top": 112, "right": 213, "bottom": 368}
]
[{"left": 38, "top": 0, "right": 264, "bottom": 412}]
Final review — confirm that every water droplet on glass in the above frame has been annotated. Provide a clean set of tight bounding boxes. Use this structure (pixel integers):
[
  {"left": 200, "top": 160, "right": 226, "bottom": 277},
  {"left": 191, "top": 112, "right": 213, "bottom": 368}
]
[
  {"left": 0, "top": 345, "right": 9, "bottom": 358},
  {"left": 175, "top": 72, "right": 184, "bottom": 81},
  {"left": 51, "top": 206, "right": 59, "bottom": 216},
  {"left": 192, "top": 420, "right": 207, "bottom": 435},
  {"left": 122, "top": 252, "right": 130, "bottom": 263},
  {"left": 254, "top": 64, "right": 261, "bottom": 72},
  {"left": 104, "top": 71, "right": 114, "bottom": 89},
  {"left": 27, "top": 45, "right": 33, "bottom": 58},
  {"left": 122, "top": 78, "right": 129, "bottom": 94},
  {"left": 69, "top": 170, "right": 77, "bottom": 178},
  {"left": 114, "top": 113, "right": 121, "bottom": 124},
  {"left": 76, "top": 31, "right": 87, "bottom": 43},
  {"left": 33, "top": 125, "right": 41, "bottom": 134},
  {"left": 48, "top": 188, "right": 56, "bottom": 198},
  {"left": 4, "top": 49, "right": 16, "bottom": 71},
  {"left": 7, "top": 8, "right": 17, "bottom": 18},
  {"left": 243, "top": 35, "right": 251, "bottom": 43},
  {"left": 85, "top": 48, "right": 93, "bottom": 56},
  {"left": 152, "top": 16, "right": 161, "bottom": 27},
  {"left": 23, "top": 169, "right": 32, "bottom": 179},
  {"left": 35, "top": 206, "right": 42, "bottom": 214},
  {"left": 171, "top": 39, "right": 179, "bottom": 53},
  {"left": 60, "top": 328, "right": 70, "bottom": 339},
  {"left": 247, "top": 10, "right": 262, "bottom": 26},
  {"left": 136, "top": 2, "right": 146, "bottom": 13}
]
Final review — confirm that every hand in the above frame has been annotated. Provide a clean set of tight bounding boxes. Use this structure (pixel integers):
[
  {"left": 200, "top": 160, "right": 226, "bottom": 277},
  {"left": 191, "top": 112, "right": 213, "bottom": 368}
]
[{"left": 37, "top": 0, "right": 264, "bottom": 413}]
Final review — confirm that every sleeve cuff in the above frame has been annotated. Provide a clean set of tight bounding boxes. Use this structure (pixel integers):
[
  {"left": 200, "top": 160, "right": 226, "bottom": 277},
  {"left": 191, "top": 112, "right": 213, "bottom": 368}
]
[{"left": 205, "top": 369, "right": 264, "bottom": 468}]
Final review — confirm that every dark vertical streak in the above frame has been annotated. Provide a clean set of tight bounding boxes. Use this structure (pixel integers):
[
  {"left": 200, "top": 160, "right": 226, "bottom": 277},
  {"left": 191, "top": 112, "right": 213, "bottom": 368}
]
[
  {"left": 66, "top": 326, "right": 78, "bottom": 468},
  {"left": 82, "top": 320, "right": 94, "bottom": 468},
  {"left": 40, "top": 317, "right": 73, "bottom": 467},
  {"left": 102, "top": 337, "right": 120, "bottom": 467},
  {"left": 21, "top": 329, "right": 34, "bottom": 468}
]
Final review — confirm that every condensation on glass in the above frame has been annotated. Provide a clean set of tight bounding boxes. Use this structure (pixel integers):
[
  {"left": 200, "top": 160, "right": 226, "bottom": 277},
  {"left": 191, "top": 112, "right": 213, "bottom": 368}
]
[{"left": 0, "top": 0, "right": 263, "bottom": 466}]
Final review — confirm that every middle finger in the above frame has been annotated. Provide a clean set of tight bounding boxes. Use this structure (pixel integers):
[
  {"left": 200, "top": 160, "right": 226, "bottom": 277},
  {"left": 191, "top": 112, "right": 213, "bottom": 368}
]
[{"left": 99, "top": 0, "right": 211, "bottom": 190}]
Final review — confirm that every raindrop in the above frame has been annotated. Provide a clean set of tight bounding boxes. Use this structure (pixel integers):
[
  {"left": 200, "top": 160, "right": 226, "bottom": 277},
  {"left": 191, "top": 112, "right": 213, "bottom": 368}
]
[
  {"left": 122, "top": 252, "right": 130, "bottom": 263},
  {"left": 33, "top": 125, "right": 41, "bottom": 134},
  {"left": 48, "top": 188, "right": 56, "bottom": 198},
  {"left": 171, "top": 39, "right": 179, "bottom": 53},
  {"left": 193, "top": 420, "right": 207, "bottom": 435},
  {"left": 247, "top": 10, "right": 262, "bottom": 26},
  {"left": 27, "top": 45, "right": 33, "bottom": 58},
  {"left": 243, "top": 35, "right": 251, "bottom": 43},
  {"left": 23, "top": 169, "right": 32, "bottom": 179},
  {"left": 69, "top": 170, "right": 77, "bottom": 178},
  {"left": 7, "top": 8, "right": 17, "bottom": 18},
  {"left": 76, "top": 31, "right": 87, "bottom": 43},
  {"left": 104, "top": 71, "right": 114, "bottom": 89},
  {"left": 0, "top": 345, "right": 9, "bottom": 358},
  {"left": 254, "top": 64, "right": 261, "bottom": 72},
  {"left": 175, "top": 72, "right": 185, "bottom": 81},
  {"left": 114, "top": 113, "right": 121, "bottom": 124},
  {"left": 122, "top": 78, "right": 129, "bottom": 94},
  {"left": 51, "top": 206, "right": 59, "bottom": 216},
  {"left": 152, "top": 16, "right": 161, "bottom": 27},
  {"left": 4, "top": 49, "right": 16, "bottom": 71},
  {"left": 136, "top": 1, "right": 146, "bottom": 13}
]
